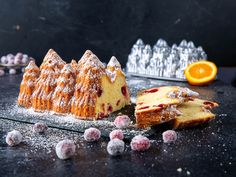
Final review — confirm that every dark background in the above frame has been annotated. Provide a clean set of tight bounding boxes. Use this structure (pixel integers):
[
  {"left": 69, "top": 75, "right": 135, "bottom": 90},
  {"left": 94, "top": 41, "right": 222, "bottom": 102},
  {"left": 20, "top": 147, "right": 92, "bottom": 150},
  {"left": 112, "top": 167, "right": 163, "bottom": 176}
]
[{"left": 0, "top": 0, "right": 236, "bottom": 67}]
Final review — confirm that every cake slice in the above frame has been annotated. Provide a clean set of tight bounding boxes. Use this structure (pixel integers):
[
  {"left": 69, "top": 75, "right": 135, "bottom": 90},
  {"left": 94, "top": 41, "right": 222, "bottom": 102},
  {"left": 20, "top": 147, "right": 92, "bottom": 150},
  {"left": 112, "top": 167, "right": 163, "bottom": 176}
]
[
  {"left": 173, "top": 98, "right": 219, "bottom": 129},
  {"left": 135, "top": 86, "right": 199, "bottom": 128}
]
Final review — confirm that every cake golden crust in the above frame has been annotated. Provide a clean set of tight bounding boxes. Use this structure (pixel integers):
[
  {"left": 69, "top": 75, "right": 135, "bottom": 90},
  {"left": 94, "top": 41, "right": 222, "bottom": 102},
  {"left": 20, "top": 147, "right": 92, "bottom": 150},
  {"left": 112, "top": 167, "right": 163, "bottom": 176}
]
[
  {"left": 18, "top": 61, "right": 40, "bottom": 108},
  {"left": 18, "top": 49, "right": 130, "bottom": 120}
]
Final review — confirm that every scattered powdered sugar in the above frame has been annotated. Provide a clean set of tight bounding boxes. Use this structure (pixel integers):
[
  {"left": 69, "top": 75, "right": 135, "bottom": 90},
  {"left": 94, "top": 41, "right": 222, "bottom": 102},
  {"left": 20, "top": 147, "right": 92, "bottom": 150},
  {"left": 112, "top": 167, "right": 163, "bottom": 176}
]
[
  {"left": 0, "top": 101, "right": 153, "bottom": 139},
  {"left": 106, "top": 70, "right": 117, "bottom": 83},
  {"left": 107, "top": 56, "right": 121, "bottom": 69},
  {"left": 107, "top": 138, "right": 125, "bottom": 156},
  {"left": 167, "top": 87, "right": 199, "bottom": 102}
]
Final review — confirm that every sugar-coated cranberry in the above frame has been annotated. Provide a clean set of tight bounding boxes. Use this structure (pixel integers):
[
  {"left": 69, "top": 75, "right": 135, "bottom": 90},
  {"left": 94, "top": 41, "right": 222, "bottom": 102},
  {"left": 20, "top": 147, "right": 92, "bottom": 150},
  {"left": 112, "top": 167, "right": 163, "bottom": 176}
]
[
  {"left": 84, "top": 127, "right": 101, "bottom": 142},
  {"left": 14, "top": 57, "right": 21, "bottom": 65},
  {"left": 0, "top": 69, "right": 5, "bottom": 76},
  {"left": 33, "top": 122, "right": 48, "bottom": 133},
  {"left": 121, "top": 86, "right": 127, "bottom": 97},
  {"left": 22, "top": 55, "right": 29, "bottom": 64},
  {"left": 130, "top": 135, "right": 150, "bottom": 151},
  {"left": 7, "top": 59, "right": 14, "bottom": 65},
  {"left": 1, "top": 56, "right": 8, "bottom": 64},
  {"left": 162, "top": 130, "right": 177, "bottom": 143},
  {"left": 6, "top": 130, "right": 23, "bottom": 146},
  {"left": 107, "top": 138, "right": 125, "bottom": 156},
  {"left": 55, "top": 139, "right": 76, "bottom": 160},
  {"left": 114, "top": 115, "right": 130, "bottom": 129},
  {"left": 109, "top": 129, "right": 124, "bottom": 140},
  {"left": 9, "top": 68, "right": 16, "bottom": 74},
  {"left": 15, "top": 52, "right": 23, "bottom": 60}
]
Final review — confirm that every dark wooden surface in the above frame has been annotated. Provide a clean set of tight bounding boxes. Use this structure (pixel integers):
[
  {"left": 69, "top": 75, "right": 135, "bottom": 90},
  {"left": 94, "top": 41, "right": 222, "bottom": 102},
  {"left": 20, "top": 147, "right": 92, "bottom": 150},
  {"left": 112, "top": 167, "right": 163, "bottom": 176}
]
[{"left": 0, "top": 74, "right": 235, "bottom": 177}]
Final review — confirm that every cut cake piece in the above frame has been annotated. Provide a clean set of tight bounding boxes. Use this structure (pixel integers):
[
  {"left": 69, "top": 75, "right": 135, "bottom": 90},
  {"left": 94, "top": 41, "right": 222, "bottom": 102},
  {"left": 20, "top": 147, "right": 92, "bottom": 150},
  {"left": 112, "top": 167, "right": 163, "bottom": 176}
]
[
  {"left": 173, "top": 98, "right": 219, "bottom": 129},
  {"left": 135, "top": 86, "right": 199, "bottom": 128}
]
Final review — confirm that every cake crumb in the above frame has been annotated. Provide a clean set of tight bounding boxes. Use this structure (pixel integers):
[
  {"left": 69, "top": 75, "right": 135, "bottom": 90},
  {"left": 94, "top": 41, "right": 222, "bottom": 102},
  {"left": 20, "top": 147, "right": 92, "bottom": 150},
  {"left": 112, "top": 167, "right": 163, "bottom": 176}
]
[
  {"left": 177, "top": 168, "right": 182, "bottom": 172},
  {"left": 186, "top": 171, "right": 191, "bottom": 175}
]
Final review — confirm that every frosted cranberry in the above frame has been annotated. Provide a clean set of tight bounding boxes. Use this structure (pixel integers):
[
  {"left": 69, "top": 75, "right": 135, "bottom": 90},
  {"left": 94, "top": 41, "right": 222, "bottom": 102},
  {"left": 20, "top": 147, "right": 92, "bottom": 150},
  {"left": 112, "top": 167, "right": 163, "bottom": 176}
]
[
  {"left": 84, "top": 127, "right": 101, "bottom": 142},
  {"left": 9, "top": 68, "right": 16, "bottom": 74},
  {"left": 7, "top": 59, "right": 15, "bottom": 65},
  {"left": 162, "top": 130, "right": 177, "bottom": 143},
  {"left": 138, "top": 106, "right": 149, "bottom": 110},
  {"left": 114, "top": 115, "right": 130, "bottom": 129},
  {"left": 107, "top": 139, "right": 125, "bottom": 156},
  {"left": 0, "top": 69, "right": 5, "bottom": 76},
  {"left": 15, "top": 52, "right": 23, "bottom": 60},
  {"left": 144, "top": 88, "right": 159, "bottom": 93},
  {"left": 97, "top": 88, "right": 102, "bottom": 97},
  {"left": 33, "top": 122, "right": 48, "bottom": 133},
  {"left": 55, "top": 139, "right": 76, "bottom": 160},
  {"left": 108, "top": 104, "right": 113, "bottom": 112},
  {"left": 109, "top": 129, "right": 124, "bottom": 140},
  {"left": 14, "top": 58, "right": 21, "bottom": 65},
  {"left": 1, "top": 56, "right": 7, "bottom": 64},
  {"left": 130, "top": 135, "right": 150, "bottom": 151},
  {"left": 6, "top": 130, "right": 23, "bottom": 146},
  {"left": 7, "top": 54, "right": 14, "bottom": 60},
  {"left": 22, "top": 56, "right": 29, "bottom": 64},
  {"left": 121, "top": 86, "right": 127, "bottom": 97}
]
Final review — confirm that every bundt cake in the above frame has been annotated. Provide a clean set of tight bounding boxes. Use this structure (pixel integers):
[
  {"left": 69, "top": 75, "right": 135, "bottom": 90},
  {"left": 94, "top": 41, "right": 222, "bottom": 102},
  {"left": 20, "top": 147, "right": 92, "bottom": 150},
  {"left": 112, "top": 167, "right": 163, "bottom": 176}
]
[
  {"left": 18, "top": 49, "right": 131, "bottom": 120},
  {"left": 135, "top": 86, "right": 199, "bottom": 128},
  {"left": 173, "top": 98, "right": 218, "bottom": 129},
  {"left": 18, "top": 61, "right": 40, "bottom": 108},
  {"left": 31, "top": 49, "right": 65, "bottom": 111},
  {"left": 52, "top": 64, "right": 76, "bottom": 114},
  {"left": 71, "top": 51, "right": 130, "bottom": 119}
]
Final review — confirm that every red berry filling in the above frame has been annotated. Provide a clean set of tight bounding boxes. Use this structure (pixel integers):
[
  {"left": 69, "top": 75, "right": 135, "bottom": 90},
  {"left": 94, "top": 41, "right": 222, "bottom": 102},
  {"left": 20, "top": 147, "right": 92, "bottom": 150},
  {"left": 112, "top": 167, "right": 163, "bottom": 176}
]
[
  {"left": 137, "top": 102, "right": 144, "bottom": 105},
  {"left": 97, "top": 88, "right": 103, "bottom": 97},
  {"left": 138, "top": 106, "right": 149, "bottom": 110},
  {"left": 116, "top": 100, "right": 120, "bottom": 106},
  {"left": 101, "top": 103, "right": 105, "bottom": 112},
  {"left": 153, "top": 104, "right": 167, "bottom": 109},
  {"left": 108, "top": 104, "right": 113, "bottom": 112},
  {"left": 203, "top": 101, "right": 214, "bottom": 108},
  {"left": 144, "top": 88, "right": 159, "bottom": 93},
  {"left": 98, "top": 112, "right": 105, "bottom": 118},
  {"left": 121, "top": 86, "right": 127, "bottom": 97}
]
